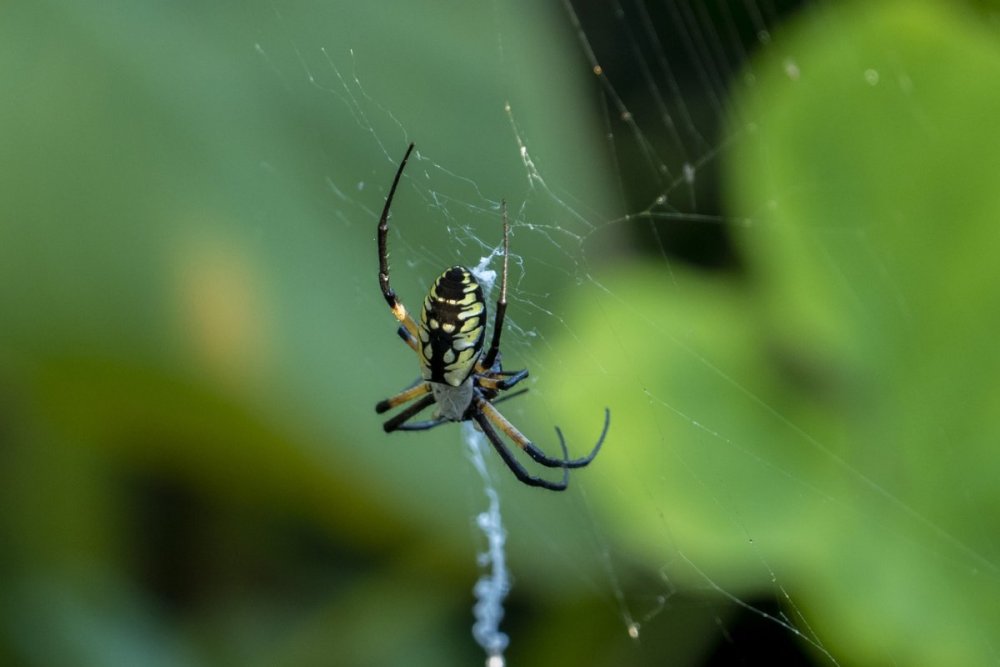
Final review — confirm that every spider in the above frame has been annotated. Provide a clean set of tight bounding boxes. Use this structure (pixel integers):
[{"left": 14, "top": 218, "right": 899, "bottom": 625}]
[{"left": 374, "top": 143, "right": 609, "bottom": 491}]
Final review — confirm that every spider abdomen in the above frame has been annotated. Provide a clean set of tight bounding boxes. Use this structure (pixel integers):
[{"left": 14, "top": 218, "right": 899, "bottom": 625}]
[{"left": 418, "top": 266, "right": 486, "bottom": 387}]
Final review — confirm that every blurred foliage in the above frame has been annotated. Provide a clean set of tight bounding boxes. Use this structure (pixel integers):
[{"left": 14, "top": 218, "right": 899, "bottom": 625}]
[
  {"left": 2, "top": 0, "right": 999, "bottom": 666},
  {"left": 555, "top": 1, "right": 1000, "bottom": 665}
]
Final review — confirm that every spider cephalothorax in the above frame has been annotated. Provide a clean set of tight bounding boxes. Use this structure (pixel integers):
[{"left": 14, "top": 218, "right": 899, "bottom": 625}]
[{"left": 373, "top": 143, "right": 608, "bottom": 490}]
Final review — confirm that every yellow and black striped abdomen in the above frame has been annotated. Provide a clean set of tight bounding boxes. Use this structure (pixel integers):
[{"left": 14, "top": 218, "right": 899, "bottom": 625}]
[{"left": 418, "top": 266, "right": 486, "bottom": 387}]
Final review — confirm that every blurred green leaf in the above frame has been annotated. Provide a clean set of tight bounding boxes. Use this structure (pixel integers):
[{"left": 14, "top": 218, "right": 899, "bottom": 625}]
[{"left": 554, "top": 1, "right": 1000, "bottom": 664}]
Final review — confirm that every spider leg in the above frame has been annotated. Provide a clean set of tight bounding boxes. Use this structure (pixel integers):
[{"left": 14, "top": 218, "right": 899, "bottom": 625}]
[
  {"left": 479, "top": 401, "right": 609, "bottom": 469},
  {"left": 375, "top": 382, "right": 431, "bottom": 414},
  {"left": 396, "top": 324, "right": 419, "bottom": 352},
  {"left": 546, "top": 408, "right": 610, "bottom": 468},
  {"left": 396, "top": 416, "right": 449, "bottom": 432},
  {"left": 377, "top": 142, "right": 421, "bottom": 343},
  {"left": 477, "top": 200, "right": 509, "bottom": 373},
  {"left": 477, "top": 368, "right": 528, "bottom": 392},
  {"left": 472, "top": 410, "right": 569, "bottom": 491},
  {"left": 381, "top": 394, "right": 437, "bottom": 433}
]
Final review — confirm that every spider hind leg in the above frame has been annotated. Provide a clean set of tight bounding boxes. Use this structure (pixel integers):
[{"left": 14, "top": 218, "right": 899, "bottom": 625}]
[
  {"left": 473, "top": 410, "right": 570, "bottom": 491},
  {"left": 480, "top": 401, "right": 609, "bottom": 471},
  {"left": 528, "top": 407, "right": 610, "bottom": 469}
]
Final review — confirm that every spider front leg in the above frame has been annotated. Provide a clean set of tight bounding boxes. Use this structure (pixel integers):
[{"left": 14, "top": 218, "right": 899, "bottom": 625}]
[
  {"left": 477, "top": 200, "right": 510, "bottom": 374},
  {"left": 377, "top": 142, "right": 421, "bottom": 347}
]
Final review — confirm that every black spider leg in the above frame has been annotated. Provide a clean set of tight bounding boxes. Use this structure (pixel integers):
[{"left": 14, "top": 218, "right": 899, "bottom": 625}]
[
  {"left": 397, "top": 325, "right": 417, "bottom": 347},
  {"left": 472, "top": 409, "right": 570, "bottom": 491},
  {"left": 494, "top": 368, "right": 528, "bottom": 390},
  {"left": 476, "top": 368, "right": 528, "bottom": 395},
  {"left": 479, "top": 200, "right": 509, "bottom": 372},
  {"left": 378, "top": 142, "right": 416, "bottom": 310},
  {"left": 396, "top": 418, "right": 448, "bottom": 432},
  {"left": 477, "top": 400, "right": 610, "bottom": 471},
  {"left": 382, "top": 394, "right": 436, "bottom": 433},
  {"left": 525, "top": 408, "right": 611, "bottom": 469}
]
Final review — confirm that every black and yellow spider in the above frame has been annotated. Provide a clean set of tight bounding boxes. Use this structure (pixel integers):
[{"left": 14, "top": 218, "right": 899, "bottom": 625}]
[{"left": 374, "top": 143, "right": 609, "bottom": 491}]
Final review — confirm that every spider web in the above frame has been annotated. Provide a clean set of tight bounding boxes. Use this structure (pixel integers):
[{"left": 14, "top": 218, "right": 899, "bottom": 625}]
[{"left": 247, "top": 1, "right": 999, "bottom": 665}]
